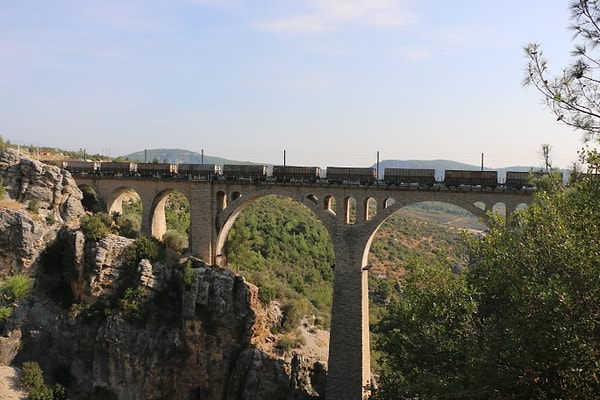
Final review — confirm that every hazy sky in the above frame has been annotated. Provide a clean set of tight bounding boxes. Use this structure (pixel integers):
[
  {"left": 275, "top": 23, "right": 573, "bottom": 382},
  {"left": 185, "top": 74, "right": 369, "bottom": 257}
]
[{"left": 0, "top": 1, "right": 589, "bottom": 168}]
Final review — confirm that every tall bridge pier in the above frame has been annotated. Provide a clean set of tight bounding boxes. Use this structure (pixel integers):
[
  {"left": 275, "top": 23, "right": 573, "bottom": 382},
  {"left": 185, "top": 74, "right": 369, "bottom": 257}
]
[{"left": 74, "top": 176, "right": 532, "bottom": 400}]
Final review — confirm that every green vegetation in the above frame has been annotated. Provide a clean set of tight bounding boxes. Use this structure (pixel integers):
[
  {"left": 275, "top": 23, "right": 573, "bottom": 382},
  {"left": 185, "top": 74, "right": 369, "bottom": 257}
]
[
  {"left": 0, "top": 178, "right": 5, "bottom": 199},
  {"left": 164, "top": 191, "right": 190, "bottom": 239},
  {"left": 20, "top": 361, "right": 66, "bottom": 400},
  {"left": 373, "top": 175, "right": 600, "bottom": 399},
  {"left": 0, "top": 274, "right": 32, "bottom": 319},
  {"left": 80, "top": 213, "right": 112, "bottom": 241},
  {"left": 27, "top": 198, "right": 40, "bottom": 214},
  {"left": 226, "top": 195, "right": 335, "bottom": 330}
]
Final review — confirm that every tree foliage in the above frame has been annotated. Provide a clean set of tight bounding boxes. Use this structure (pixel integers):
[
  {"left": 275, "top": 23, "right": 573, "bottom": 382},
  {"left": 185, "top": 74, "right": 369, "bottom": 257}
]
[
  {"left": 226, "top": 195, "right": 335, "bottom": 327},
  {"left": 0, "top": 274, "right": 32, "bottom": 320},
  {"left": 524, "top": 1, "right": 600, "bottom": 139},
  {"left": 20, "top": 361, "right": 67, "bottom": 400},
  {"left": 373, "top": 178, "right": 600, "bottom": 399}
]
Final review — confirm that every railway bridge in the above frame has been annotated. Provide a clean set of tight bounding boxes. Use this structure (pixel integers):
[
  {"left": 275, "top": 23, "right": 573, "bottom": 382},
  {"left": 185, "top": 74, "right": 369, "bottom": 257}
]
[{"left": 73, "top": 175, "right": 533, "bottom": 400}]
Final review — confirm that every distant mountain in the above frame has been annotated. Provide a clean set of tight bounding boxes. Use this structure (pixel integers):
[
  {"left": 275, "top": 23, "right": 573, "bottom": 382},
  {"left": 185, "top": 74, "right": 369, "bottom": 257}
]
[{"left": 120, "top": 149, "right": 253, "bottom": 165}]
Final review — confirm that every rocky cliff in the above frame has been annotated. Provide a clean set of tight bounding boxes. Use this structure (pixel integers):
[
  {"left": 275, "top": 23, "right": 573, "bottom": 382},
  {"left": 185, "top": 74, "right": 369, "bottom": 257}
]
[{"left": 0, "top": 149, "right": 327, "bottom": 399}]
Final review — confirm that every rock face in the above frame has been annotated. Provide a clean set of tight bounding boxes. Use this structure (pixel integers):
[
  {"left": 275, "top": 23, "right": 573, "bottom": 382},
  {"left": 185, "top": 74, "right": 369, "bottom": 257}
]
[
  {"left": 0, "top": 150, "right": 327, "bottom": 399},
  {"left": 0, "top": 149, "right": 84, "bottom": 226},
  {"left": 0, "top": 149, "right": 85, "bottom": 272}
]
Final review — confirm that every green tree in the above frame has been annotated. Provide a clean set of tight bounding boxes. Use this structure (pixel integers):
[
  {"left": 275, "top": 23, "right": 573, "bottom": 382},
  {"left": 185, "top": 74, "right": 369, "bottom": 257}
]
[
  {"left": 373, "top": 263, "right": 482, "bottom": 399},
  {"left": 524, "top": 1, "right": 600, "bottom": 139},
  {"left": 373, "top": 179, "right": 600, "bottom": 399},
  {"left": 80, "top": 213, "right": 111, "bottom": 241},
  {"left": 162, "top": 230, "right": 188, "bottom": 253}
]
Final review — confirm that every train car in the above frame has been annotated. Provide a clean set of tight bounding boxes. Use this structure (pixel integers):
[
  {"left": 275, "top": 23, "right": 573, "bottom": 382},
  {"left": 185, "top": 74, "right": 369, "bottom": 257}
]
[
  {"left": 272, "top": 165, "right": 321, "bottom": 182},
  {"left": 505, "top": 171, "right": 542, "bottom": 190},
  {"left": 222, "top": 164, "right": 269, "bottom": 181},
  {"left": 177, "top": 163, "right": 222, "bottom": 180},
  {"left": 62, "top": 160, "right": 100, "bottom": 175},
  {"left": 383, "top": 168, "right": 436, "bottom": 186},
  {"left": 136, "top": 162, "right": 178, "bottom": 178},
  {"left": 444, "top": 170, "right": 498, "bottom": 189},
  {"left": 326, "top": 167, "right": 377, "bottom": 185},
  {"left": 98, "top": 161, "right": 137, "bottom": 176}
]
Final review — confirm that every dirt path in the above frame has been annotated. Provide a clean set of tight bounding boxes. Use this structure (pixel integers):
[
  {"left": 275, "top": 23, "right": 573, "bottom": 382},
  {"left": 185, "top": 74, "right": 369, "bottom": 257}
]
[{"left": 0, "top": 366, "right": 26, "bottom": 400}]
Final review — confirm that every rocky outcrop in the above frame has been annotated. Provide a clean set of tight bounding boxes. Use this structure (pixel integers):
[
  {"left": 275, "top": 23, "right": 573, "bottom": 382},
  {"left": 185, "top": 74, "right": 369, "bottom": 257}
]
[
  {"left": 0, "top": 150, "right": 327, "bottom": 399},
  {"left": 2, "top": 244, "right": 326, "bottom": 399},
  {"left": 0, "top": 149, "right": 85, "bottom": 273},
  {"left": 0, "top": 149, "right": 84, "bottom": 226}
]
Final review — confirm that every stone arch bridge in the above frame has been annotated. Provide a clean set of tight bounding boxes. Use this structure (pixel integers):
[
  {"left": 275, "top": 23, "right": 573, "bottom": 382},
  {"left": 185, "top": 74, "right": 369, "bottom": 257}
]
[{"left": 73, "top": 176, "right": 532, "bottom": 400}]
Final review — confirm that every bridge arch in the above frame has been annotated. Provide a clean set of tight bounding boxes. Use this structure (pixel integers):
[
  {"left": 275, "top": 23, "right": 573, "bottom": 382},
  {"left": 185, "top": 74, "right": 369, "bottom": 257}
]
[
  {"left": 369, "top": 194, "right": 490, "bottom": 230},
  {"left": 214, "top": 191, "right": 332, "bottom": 267},
  {"left": 105, "top": 185, "right": 140, "bottom": 217}
]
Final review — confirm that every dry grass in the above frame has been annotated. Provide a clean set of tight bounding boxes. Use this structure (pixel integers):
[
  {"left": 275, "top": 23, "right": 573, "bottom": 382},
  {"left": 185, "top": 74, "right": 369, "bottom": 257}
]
[{"left": 0, "top": 199, "right": 22, "bottom": 211}]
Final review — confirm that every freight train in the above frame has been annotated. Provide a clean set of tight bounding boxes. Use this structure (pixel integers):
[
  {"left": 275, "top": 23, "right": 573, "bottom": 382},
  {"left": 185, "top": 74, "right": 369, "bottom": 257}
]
[{"left": 57, "top": 160, "right": 549, "bottom": 189}]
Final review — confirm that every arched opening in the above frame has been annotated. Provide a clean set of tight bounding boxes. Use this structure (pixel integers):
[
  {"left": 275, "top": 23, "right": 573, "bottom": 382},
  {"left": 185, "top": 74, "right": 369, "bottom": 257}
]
[
  {"left": 492, "top": 202, "right": 506, "bottom": 218},
  {"left": 345, "top": 196, "right": 356, "bottom": 224},
  {"left": 217, "top": 191, "right": 227, "bottom": 211},
  {"left": 231, "top": 191, "right": 242, "bottom": 201},
  {"left": 78, "top": 184, "right": 105, "bottom": 214},
  {"left": 158, "top": 190, "right": 191, "bottom": 253},
  {"left": 365, "top": 197, "right": 377, "bottom": 221},
  {"left": 222, "top": 194, "right": 334, "bottom": 359},
  {"left": 324, "top": 195, "right": 337, "bottom": 215},
  {"left": 110, "top": 188, "right": 142, "bottom": 238},
  {"left": 306, "top": 194, "right": 319, "bottom": 206}
]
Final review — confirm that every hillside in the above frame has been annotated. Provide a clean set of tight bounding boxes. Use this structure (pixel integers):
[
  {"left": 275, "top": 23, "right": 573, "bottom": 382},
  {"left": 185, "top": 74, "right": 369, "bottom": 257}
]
[{"left": 121, "top": 148, "right": 257, "bottom": 165}]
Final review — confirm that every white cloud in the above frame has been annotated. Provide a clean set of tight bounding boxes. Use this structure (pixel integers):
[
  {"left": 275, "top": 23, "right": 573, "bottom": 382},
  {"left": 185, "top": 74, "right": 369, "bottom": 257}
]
[{"left": 254, "top": 0, "right": 418, "bottom": 34}]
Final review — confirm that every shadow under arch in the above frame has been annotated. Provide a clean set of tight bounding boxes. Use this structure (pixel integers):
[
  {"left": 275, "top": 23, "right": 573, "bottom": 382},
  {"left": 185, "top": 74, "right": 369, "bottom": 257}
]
[
  {"left": 77, "top": 183, "right": 106, "bottom": 213},
  {"left": 149, "top": 188, "right": 191, "bottom": 244}
]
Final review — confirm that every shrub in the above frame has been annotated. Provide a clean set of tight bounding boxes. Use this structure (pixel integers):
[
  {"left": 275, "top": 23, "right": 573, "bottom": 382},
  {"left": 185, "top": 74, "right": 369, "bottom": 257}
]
[
  {"left": 183, "top": 260, "right": 195, "bottom": 286},
  {"left": 119, "top": 235, "right": 165, "bottom": 269},
  {"left": 81, "top": 214, "right": 111, "bottom": 241},
  {"left": 27, "top": 198, "right": 40, "bottom": 214},
  {"left": 163, "top": 230, "right": 187, "bottom": 253},
  {"left": 45, "top": 213, "right": 56, "bottom": 225},
  {"left": 20, "top": 361, "right": 66, "bottom": 399},
  {"left": 0, "top": 178, "right": 5, "bottom": 199},
  {"left": 114, "top": 213, "right": 140, "bottom": 238},
  {"left": 2, "top": 274, "right": 32, "bottom": 300},
  {"left": 119, "top": 286, "right": 147, "bottom": 321},
  {"left": 0, "top": 274, "right": 32, "bottom": 320},
  {"left": 257, "top": 283, "right": 276, "bottom": 305}
]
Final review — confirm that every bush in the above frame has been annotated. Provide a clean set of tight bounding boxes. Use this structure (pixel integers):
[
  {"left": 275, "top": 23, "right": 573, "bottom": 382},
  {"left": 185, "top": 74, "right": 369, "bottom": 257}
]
[
  {"left": 20, "top": 361, "right": 66, "bottom": 400},
  {"left": 81, "top": 214, "right": 111, "bottom": 241},
  {"left": 183, "top": 260, "right": 195, "bottom": 286},
  {"left": 0, "top": 178, "right": 5, "bottom": 199},
  {"left": 163, "top": 230, "right": 188, "bottom": 253},
  {"left": 120, "top": 235, "right": 165, "bottom": 268},
  {"left": 27, "top": 198, "right": 40, "bottom": 214},
  {"left": 0, "top": 274, "right": 32, "bottom": 320},
  {"left": 45, "top": 213, "right": 56, "bottom": 225},
  {"left": 119, "top": 286, "right": 148, "bottom": 321},
  {"left": 114, "top": 213, "right": 140, "bottom": 239}
]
